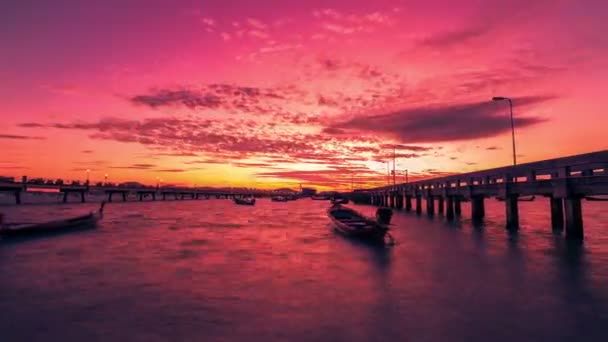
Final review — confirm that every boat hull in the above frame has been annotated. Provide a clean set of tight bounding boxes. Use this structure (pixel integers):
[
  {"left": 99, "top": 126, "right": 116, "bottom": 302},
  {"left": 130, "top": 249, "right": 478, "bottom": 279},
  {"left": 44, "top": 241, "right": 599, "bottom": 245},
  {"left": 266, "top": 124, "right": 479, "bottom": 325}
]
[
  {"left": 1, "top": 213, "right": 98, "bottom": 239},
  {"left": 234, "top": 198, "right": 256, "bottom": 205},
  {"left": 327, "top": 206, "right": 388, "bottom": 241}
]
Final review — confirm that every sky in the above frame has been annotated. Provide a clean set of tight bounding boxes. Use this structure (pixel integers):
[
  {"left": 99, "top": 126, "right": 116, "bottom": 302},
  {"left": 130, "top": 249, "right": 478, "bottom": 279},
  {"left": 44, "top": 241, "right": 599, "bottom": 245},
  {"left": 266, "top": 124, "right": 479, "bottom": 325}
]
[{"left": 1, "top": 0, "right": 607, "bottom": 190}]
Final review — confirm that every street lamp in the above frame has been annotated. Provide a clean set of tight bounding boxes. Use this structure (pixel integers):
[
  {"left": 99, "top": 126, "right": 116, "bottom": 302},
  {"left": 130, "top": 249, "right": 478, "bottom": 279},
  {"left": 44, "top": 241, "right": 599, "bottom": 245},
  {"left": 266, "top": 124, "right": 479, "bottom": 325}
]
[
  {"left": 492, "top": 96, "right": 517, "bottom": 166},
  {"left": 104, "top": 173, "right": 108, "bottom": 186},
  {"left": 86, "top": 169, "right": 90, "bottom": 184}
]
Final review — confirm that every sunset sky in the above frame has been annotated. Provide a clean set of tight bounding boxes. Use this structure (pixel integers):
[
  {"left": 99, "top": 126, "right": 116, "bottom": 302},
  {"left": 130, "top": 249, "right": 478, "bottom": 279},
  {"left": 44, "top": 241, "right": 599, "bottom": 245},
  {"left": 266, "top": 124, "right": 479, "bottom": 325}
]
[{"left": 1, "top": 0, "right": 607, "bottom": 190}]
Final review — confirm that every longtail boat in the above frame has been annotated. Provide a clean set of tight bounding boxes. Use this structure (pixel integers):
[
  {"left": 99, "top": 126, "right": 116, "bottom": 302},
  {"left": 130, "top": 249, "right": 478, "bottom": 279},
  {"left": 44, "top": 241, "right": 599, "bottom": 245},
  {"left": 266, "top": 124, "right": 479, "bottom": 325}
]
[
  {"left": 327, "top": 204, "right": 393, "bottom": 243},
  {"left": 0, "top": 202, "right": 105, "bottom": 239},
  {"left": 233, "top": 197, "right": 256, "bottom": 205}
]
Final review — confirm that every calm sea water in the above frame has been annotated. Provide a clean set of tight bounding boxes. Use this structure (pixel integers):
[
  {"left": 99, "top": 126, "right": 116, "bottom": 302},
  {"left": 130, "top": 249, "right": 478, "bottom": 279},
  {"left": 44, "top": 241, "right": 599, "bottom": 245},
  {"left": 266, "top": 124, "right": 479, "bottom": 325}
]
[{"left": 1, "top": 195, "right": 608, "bottom": 341}]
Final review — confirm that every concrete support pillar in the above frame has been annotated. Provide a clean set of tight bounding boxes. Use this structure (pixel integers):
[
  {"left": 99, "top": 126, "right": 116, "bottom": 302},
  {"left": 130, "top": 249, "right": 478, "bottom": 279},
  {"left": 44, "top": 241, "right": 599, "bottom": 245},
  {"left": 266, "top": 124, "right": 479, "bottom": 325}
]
[
  {"left": 389, "top": 194, "right": 395, "bottom": 208},
  {"left": 139, "top": 193, "right": 144, "bottom": 201},
  {"left": 564, "top": 197, "right": 583, "bottom": 240},
  {"left": 550, "top": 197, "right": 564, "bottom": 232},
  {"left": 446, "top": 196, "right": 455, "bottom": 220},
  {"left": 454, "top": 198, "right": 462, "bottom": 216},
  {"left": 122, "top": 193, "right": 127, "bottom": 202},
  {"left": 471, "top": 196, "right": 485, "bottom": 221},
  {"left": 415, "top": 196, "right": 422, "bottom": 215},
  {"left": 397, "top": 194, "right": 404, "bottom": 209},
  {"left": 505, "top": 195, "right": 519, "bottom": 230},
  {"left": 426, "top": 196, "right": 435, "bottom": 216},
  {"left": 437, "top": 197, "right": 444, "bottom": 215},
  {"left": 15, "top": 191, "right": 21, "bottom": 205},
  {"left": 152, "top": 193, "right": 156, "bottom": 201},
  {"left": 80, "top": 192, "right": 86, "bottom": 203},
  {"left": 63, "top": 192, "right": 68, "bottom": 203},
  {"left": 162, "top": 193, "right": 167, "bottom": 201},
  {"left": 384, "top": 194, "right": 389, "bottom": 207},
  {"left": 108, "top": 193, "right": 113, "bottom": 203},
  {"left": 405, "top": 196, "right": 412, "bottom": 212}
]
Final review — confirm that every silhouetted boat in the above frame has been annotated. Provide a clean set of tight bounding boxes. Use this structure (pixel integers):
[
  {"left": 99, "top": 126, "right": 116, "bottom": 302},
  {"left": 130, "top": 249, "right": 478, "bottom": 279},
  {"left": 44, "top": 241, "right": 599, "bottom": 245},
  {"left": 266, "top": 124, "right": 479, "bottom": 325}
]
[
  {"left": 311, "top": 195, "right": 329, "bottom": 200},
  {"left": 327, "top": 205, "right": 393, "bottom": 243},
  {"left": 496, "top": 195, "right": 536, "bottom": 202},
  {"left": 271, "top": 196, "right": 288, "bottom": 202},
  {"left": 330, "top": 198, "right": 349, "bottom": 205},
  {"left": 0, "top": 202, "right": 105, "bottom": 239},
  {"left": 586, "top": 196, "right": 608, "bottom": 201},
  {"left": 234, "top": 197, "right": 256, "bottom": 205}
]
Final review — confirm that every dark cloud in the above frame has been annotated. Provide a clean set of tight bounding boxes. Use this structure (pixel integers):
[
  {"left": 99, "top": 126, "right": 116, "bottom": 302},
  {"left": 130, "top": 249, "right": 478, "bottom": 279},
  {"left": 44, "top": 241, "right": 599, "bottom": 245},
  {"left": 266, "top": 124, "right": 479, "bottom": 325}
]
[
  {"left": 132, "top": 89, "right": 222, "bottom": 109},
  {"left": 329, "top": 96, "right": 553, "bottom": 143},
  {"left": 17, "top": 123, "right": 45, "bottom": 128},
  {"left": 81, "top": 150, "right": 93, "bottom": 154},
  {"left": 486, "top": 146, "right": 501, "bottom": 150},
  {"left": 418, "top": 26, "right": 490, "bottom": 48},
  {"left": 157, "top": 169, "right": 187, "bottom": 173},
  {"left": 379, "top": 144, "right": 433, "bottom": 152},
  {"left": 0, "top": 134, "right": 45, "bottom": 140},
  {"left": 110, "top": 163, "right": 156, "bottom": 170}
]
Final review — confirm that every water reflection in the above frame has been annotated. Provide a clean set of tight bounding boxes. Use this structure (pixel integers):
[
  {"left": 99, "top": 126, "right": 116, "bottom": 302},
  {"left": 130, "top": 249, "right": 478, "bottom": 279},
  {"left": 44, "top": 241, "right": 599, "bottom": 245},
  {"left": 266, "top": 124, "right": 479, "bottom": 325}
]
[{"left": 0, "top": 198, "right": 607, "bottom": 341}]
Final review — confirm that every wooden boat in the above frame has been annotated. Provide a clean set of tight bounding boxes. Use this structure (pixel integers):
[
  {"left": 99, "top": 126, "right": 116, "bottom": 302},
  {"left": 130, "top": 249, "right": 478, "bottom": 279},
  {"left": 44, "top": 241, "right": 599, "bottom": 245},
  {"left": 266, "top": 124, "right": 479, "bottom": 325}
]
[
  {"left": 233, "top": 197, "right": 256, "bottom": 205},
  {"left": 496, "top": 195, "right": 536, "bottom": 202},
  {"left": 0, "top": 202, "right": 105, "bottom": 239},
  {"left": 327, "top": 205, "right": 393, "bottom": 243},
  {"left": 330, "top": 198, "right": 349, "bottom": 205},
  {"left": 271, "top": 196, "right": 288, "bottom": 202}
]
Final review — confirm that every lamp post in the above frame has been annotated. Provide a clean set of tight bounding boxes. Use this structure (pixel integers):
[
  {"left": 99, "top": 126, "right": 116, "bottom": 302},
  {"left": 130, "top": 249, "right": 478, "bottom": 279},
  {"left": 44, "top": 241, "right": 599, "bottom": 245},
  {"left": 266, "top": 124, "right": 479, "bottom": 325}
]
[
  {"left": 492, "top": 96, "right": 517, "bottom": 166},
  {"left": 104, "top": 173, "right": 108, "bottom": 186},
  {"left": 86, "top": 169, "right": 90, "bottom": 184}
]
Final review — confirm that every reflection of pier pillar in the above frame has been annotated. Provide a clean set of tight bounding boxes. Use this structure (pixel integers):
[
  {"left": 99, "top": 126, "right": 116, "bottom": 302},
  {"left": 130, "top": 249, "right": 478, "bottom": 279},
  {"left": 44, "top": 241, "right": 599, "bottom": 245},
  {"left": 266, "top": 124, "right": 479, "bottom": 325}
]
[
  {"left": 122, "top": 192, "right": 127, "bottom": 202},
  {"left": 415, "top": 196, "right": 422, "bottom": 215},
  {"left": 550, "top": 197, "right": 564, "bottom": 232},
  {"left": 454, "top": 198, "right": 462, "bottom": 216},
  {"left": 405, "top": 196, "right": 412, "bottom": 212},
  {"left": 389, "top": 194, "right": 395, "bottom": 208},
  {"left": 471, "top": 196, "right": 485, "bottom": 221},
  {"left": 446, "top": 196, "right": 455, "bottom": 221},
  {"left": 63, "top": 192, "right": 68, "bottom": 203},
  {"left": 426, "top": 196, "right": 435, "bottom": 216},
  {"left": 437, "top": 197, "right": 444, "bottom": 215},
  {"left": 80, "top": 192, "right": 86, "bottom": 203},
  {"left": 15, "top": 191, "right": 21, "bottom": 205},
  {"left": 505, "top": 195, "right": 519, "bottom": 230},
  {"left": 152, "top": 193, "right": 156, "bottom": 201},
  {"left": 565, "top": 197, "right": 583, "bottom": 240},
  {"left": 108, "top": 192, "right": 113, "bottom": 203},
  {"left": 139, "top": 193, "right": 144, "bottom": 201},
  {"left": 384, "top": 194, "right": 389, "bottom": 207}
]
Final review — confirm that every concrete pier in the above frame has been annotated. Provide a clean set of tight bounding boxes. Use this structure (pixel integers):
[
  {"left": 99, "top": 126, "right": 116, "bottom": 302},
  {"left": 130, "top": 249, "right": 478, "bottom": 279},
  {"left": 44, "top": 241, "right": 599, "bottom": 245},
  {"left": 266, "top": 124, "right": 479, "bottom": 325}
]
[
  {"left": 454, "top": 198, "right": 462, "bottom": 216},
  {"left": 437, "top": 197, "right": 444, "bottom": 215},
  {"left": 405, "top": 195, "right": 412, "bottom": 212},
  {"left": 446, "top": 196, "right": 455, "bottom": 221},
  {"left": 426, "top": 196, "right": 435, "bottom": 216},
  {"left": 550, "top": 197, "right": 564, "bottom": 232},
  {"left": 564, "top": 197, "right": 583, "bottom": 240},
  {"left": 362, "top": 150, "right": 607, "bottom": 240},
  {"left": 505, "top": 196, "right": 519, "bottom": 230},
  {"left": 471, "top": 196, "right": 485, "bottom": 222}
]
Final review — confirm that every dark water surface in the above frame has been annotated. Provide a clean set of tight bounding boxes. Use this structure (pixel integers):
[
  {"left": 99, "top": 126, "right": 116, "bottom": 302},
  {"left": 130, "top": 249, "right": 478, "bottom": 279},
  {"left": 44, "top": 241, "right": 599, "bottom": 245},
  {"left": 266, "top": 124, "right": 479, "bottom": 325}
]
[{"left": 1, "top": 198, "right": 608, "bottom": 341}]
